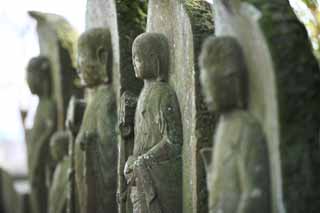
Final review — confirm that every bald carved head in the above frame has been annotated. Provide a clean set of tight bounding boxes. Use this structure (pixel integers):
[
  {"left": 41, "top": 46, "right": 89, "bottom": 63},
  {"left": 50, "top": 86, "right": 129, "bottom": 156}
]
[
  {"left": 199, "top": 36, "right": 247, "bottom": 113},
  {"left": 132, "top": 33, "right": 169, "bottom": 81},
  {"left": 26, "top": 56, "right": 52, "bottom": 96},
  {"left": 78, "top": 27, "right": 113, "bottom": 88}
]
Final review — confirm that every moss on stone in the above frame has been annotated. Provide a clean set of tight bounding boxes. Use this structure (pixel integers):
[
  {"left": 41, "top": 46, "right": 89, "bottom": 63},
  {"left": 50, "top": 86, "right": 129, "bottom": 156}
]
[
  {"left": 116, "top": 0, "right": 148, "bottom": 95},
  {"left": 243, "top": 0, "right": 320, "bottom": 212}
]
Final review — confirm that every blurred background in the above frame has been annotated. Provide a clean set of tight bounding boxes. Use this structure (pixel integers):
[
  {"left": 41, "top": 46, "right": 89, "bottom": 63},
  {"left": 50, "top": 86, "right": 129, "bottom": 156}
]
[
  {"left": 0, "top": 0, "right": 86, "bottom": 177},
  {"left": 0, "top": 0, "right": 318, "bottom": 178}
]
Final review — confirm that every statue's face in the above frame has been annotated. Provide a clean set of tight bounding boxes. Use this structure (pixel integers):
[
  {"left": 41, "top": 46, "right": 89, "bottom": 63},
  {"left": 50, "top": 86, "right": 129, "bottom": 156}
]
[
  {"left": 133, "top": 54, "right": 144, "bottom": 78},
  {"left": 78, "top": 45, "right": 108, "bottom": 88},
  {"left": 27, "top": 69, "right": 41, "bottom": 95},
  {"left": 201, "top": 63, "right": 241, "bottom": 112},
  {"left": 133, "top": 50, "right": 157, "bottom": 80},
  {"left": 200, "top": 66, "right": 219, "bottom": 112},
  {"left": 26, "top": 59, "right": 49, "bottom": 95}
]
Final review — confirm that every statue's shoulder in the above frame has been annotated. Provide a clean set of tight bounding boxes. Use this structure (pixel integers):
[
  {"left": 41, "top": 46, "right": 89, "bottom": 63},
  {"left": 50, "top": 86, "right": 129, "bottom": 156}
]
[
  {"left": 155, "top": 82, "right": 178, "bottom": 101},
  {"left": 232, "top": 110, "right": 261, "bottom": 129},
  {"left": 233, "top": 110, "right": 267, "bottom": 151}
]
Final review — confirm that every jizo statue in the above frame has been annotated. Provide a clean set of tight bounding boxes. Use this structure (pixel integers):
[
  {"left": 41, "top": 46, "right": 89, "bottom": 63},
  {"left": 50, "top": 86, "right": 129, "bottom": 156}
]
[
  {"left": 48, "top": 131, "right": 70, "bottom": 213},
  {"left": 124, "top": 33, "right": 183, "bottom": 213},
  {"left": 199, "top": 36, "right": 271, "bottom": 213},
  {"left": 75, "top": 27, "right": 118, "bottom": 213},
  {"left": 65, "top": 96, "right": 86, "bottom": 213},
  {"left": 26, "top": 56, "right": 57, "bottom": 213}
]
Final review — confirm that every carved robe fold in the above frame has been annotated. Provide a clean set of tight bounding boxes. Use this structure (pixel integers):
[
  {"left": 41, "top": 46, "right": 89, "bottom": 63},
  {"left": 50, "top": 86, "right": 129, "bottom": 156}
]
[
  {"left": 208, "top": 110, "right": 271, "bottom": 213},
  {"left": 48, "top": 157, "right": 70, "bottom": 213},
  {"left": 28, "top": 98, "right": 57, "bottom": 213},
  {"left": 75, "top": 85, "right": 117, "bottom": 213},
  {"left": 131, "top": 81, "right": 183, "bottom": 213}
]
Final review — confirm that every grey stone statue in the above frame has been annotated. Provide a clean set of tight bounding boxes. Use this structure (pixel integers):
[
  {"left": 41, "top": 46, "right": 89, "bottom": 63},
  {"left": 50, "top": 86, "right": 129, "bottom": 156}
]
[
  {"left": 48, "top": 131, "right": 70, "bottom": 213},
  {"left": 199, "top": 36, "right": 271, "bottom": 213},
  {"left": 26, "top": 56, "right": 57, "bottom": 213},
  {"left": 124, "top": 33, "right": 183, "bottom": 213},
  {"left": 65, "top": 96, "right": 86, "bottom": 213},
  {"left": 75, "top": 27, "right": 118, "bottom": 213}
]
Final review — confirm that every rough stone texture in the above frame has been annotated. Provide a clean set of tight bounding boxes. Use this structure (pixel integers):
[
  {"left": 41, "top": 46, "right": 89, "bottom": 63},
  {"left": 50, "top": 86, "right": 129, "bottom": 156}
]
[
  {"left": 0, "top": 169, "right": 21, "bottom": 213},
  {"left": 214, "top": 0, "right": 320, "bottom": 212},
  {"left": 85, "top": 1, "right": 147, "bottom": 213},
  {"left": 199, "top": 36, "right": 271, "bottom": 213},
  {"left": 147, "top": 1, "right": 215, "bottom": 212},
  {"left": 29, "top": 11, "right": 79, "bottom": 130},
  {"left": 26, "top": 56, "right": 57, "bottom": 213}
]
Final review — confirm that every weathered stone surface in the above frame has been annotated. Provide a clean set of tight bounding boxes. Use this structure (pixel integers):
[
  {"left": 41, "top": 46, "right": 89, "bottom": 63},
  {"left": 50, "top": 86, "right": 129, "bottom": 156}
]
[
  {"left": 74, "top": 28, "right": 118, "bottom": 213},
  {"left": 48, "top": 131, "right": 71, "bottom": 213},
  {"left": 85, "top": 1, "right": 147, "bottom": 212},
  {"left": 200, "top": 36, "right": 271, "bottom": 213},
  {"left": 124, "top": 32, "right": 183, "bottom": 213},
  {"left": 146, "top": 1, "right": 214, "bottom": 212},
  {"left": 26, "top": 56, "right": 57, "bottom": 213},
  {"left": 213, "top": 0, "right": 320, "bottom": 212},
  {"left": 28, "top": 11, "right": 79, "bottom": 130}
]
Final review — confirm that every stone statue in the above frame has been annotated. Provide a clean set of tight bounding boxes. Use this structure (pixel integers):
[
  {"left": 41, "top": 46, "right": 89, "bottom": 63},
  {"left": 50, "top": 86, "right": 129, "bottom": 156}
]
[
  {"left": 26, "top": 56, "right": 57, "bottom": 213},
  {"left": 47, "top": 95, "right": 86, "bottom": 213},
  {"left": 199, "top": 36, "right": 271, "bottom": 213},
  {"left": 48, "top": 131, "right": 70, "bottom": 213},
  {"left": 118, "top": 91, "right": 137, "bottom": 213},
  {"left": 65, "top": 96, "right": 86, "bottom": 213},
  {"left": 124, "top": 33, "right": 183, "bottom": 213},
  {"left": 75, "top": 27, "right": 118, "bottom": 213}
]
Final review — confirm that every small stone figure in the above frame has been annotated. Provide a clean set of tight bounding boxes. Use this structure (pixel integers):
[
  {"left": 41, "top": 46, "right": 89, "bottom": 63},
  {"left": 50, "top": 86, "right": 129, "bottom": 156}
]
[
  {"left": 118, "top": 91, "right": 137, "bottom": 213},
  {"left": 26, "top": 56, "right": 57, "bottom": 213},
  {"left": 199, "top": 36, "right": 271, "bottom": 213},
  {"left": 75, "top": 28, "right": 118, "bottom": 213},
  {"left": 65, "top": 96, "right": 86, "bottom": 213},
  {"left": 48, "top": 132, "right": 70, "bottom": 213},
  {"left": 124, "top": 33, "right": 183, "bottom": 213}
]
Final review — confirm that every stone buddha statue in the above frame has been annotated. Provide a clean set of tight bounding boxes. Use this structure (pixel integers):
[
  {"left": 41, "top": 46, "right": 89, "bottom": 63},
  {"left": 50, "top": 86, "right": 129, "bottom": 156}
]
[
  {"left": 124, "top": 33, "right": 183, "bottom": 213},
  {"left": 26, "top": 56, "right": 57, "bottom": 213},
  {"left": 48, "top": 132, "right": 70, "bottom": 213},
  {"left": 199, "top": 36, "right": 271, "bottom": 213},
  {"left": 75, "top": 27, "right": 118, "bottom": 213}
]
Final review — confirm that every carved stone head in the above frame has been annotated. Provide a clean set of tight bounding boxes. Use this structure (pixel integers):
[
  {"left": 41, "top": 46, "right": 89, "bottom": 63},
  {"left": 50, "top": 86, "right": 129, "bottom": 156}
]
[
  {"left": 78, "top": 28, "right": 113, "bottom": 88},
  {"left": 199, "top": 36, "right": 247, "bottom": 112},
  {"left": 50, "top": 132, "right": 69, "bottom": 162},
  {"left": 26, "top": 56, "right": 52, "bottom": 96},
  {"left": 132, "top": 33, "right": 169, "bottom": 81}
]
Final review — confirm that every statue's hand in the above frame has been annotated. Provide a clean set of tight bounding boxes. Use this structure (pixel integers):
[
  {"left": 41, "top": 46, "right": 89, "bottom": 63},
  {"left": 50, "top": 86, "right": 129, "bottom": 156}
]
[
  {"left": 124, "top": 155, "right": 136, "bottom": 184},
  {"left": 80, "top": 131, "right": 98, "bottom": 151}
]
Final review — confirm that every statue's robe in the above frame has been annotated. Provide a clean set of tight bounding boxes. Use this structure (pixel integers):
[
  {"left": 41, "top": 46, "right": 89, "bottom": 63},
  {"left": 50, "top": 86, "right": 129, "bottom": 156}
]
[
  {"left": 28, "top": 98, "right": 57, "bottom": 213},
  {"left": 208, "top": 110, "right": 271, "bottom": 213},
  {"left": 131, "top": 81, "right": 183, "bottom": 213},
  {"left": 75, "top": 85, "right": 117, "bottom": 213},
  {"left": 48, "top": 157, "right": 70, "bottom": 213}
]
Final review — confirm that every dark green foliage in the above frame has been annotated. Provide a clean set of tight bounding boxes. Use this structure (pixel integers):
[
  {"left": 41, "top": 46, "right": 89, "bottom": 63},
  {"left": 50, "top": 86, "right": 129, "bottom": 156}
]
[{"left": 116, "top": 0, "right": 148, "bottom": 95}]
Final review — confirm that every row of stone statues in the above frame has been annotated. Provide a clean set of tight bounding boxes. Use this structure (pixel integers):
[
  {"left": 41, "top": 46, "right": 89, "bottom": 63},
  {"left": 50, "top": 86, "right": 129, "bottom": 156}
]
[{"left": 26, "top": 23, "right": 272, "bottom": 213}]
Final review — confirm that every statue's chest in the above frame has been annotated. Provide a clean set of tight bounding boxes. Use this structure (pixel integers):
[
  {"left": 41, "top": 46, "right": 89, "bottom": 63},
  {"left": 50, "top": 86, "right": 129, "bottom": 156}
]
[
  {"left": 212, "top": 120, "right": 241, "bottom": 180},
  {"left": 135, "top": 88, "right": 161, "bottom": 128},
  {"left": 31, "top": 102, "right": 54, "bottom": 138}
]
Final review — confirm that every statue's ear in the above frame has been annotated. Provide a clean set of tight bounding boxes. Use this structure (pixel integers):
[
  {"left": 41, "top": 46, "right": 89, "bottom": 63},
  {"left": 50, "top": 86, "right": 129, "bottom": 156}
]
[{"left": 97, "top": 46, "right": 108, "bottom": 64}]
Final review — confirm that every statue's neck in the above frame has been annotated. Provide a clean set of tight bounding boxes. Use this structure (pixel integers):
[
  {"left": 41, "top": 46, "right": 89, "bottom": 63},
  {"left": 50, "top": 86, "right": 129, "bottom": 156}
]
[
  {"left": 88, "top": 83, "right": 112, "bottom": 95},
  {"left": 144, "top": 79, "right": 160, "bottom": 88},
  {"left": 38, "top": 91, "right": 51, "bottom": 100},
  {"left": 220, "top": 108, "right": 243, "bottom": 120}
]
